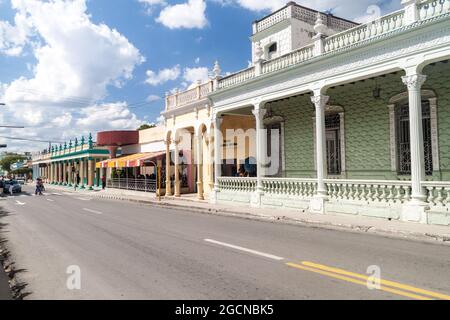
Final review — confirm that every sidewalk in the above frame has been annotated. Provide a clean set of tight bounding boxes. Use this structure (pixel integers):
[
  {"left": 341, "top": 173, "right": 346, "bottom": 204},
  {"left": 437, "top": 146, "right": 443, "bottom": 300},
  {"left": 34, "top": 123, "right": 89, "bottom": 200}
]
[
  {"left": 0, "top": 270, "right": 11, "bottom": 300},
  {"left": 46, "top": 184, "right": 450, "bottom": 245}
]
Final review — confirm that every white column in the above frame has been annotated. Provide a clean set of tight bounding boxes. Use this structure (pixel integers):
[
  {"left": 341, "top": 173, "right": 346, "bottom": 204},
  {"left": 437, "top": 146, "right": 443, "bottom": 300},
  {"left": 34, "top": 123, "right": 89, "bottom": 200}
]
[
  {"left": 311, "top": 94, "right": 329, "bottom": 197},
  {"left": 174, "top": 139, "right": 181, "bottom": 197},
  {"left": 196, "top": 134, "right": 204, "bottom": 200},
  {"left": 211, "top": 115, "right": 222, "bottom": 203},
  {"left": 402, "top": 73, "right": 427, "bottom": 203},
  {"left": 252, "top": 105, "right": 267, "bottom": 194},
  {"left": 165, "top": 139, "right": 173, "bottom": 196},
  {"left": 310, "top": 93, "right": 329, "bottom": 214}
]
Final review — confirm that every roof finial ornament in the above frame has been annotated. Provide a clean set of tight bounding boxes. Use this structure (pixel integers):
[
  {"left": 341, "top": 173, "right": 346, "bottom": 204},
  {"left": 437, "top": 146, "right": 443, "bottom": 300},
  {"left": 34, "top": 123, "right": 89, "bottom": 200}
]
[
  {"left": 213, "top": 60, "right": 221, "bottom": 79},
  {"left": 314, "top": 12, "right": 327, "bottom": 35}
]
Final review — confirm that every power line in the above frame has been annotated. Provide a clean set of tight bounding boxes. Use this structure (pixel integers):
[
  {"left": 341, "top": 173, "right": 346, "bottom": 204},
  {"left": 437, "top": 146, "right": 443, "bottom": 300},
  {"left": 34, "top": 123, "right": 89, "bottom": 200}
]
[{"left": 0, "top": 135, "right": 64, "bottom": 144}]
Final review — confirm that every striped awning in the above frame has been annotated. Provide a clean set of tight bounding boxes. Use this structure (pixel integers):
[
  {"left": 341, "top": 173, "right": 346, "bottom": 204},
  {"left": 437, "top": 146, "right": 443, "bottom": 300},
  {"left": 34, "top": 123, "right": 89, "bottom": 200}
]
[{"left": 96, "top": 152, "right": 165, "bottom": 169}]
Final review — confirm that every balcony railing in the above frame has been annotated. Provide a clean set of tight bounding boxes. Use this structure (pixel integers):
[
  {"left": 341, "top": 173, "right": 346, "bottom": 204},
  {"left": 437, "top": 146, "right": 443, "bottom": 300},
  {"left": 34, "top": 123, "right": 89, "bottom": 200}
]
[
  {"left": 216, "top": 176, "right": 450, "bottom": 211},
  {"left": 107, "top": 178, "right": 157, "bottom": 193},
  {"left": 261, "top": 44, "right": 315, "bottom": 75},
  {"left": 423, "top": 181, "right": 450, "bottom": 208},
  {"left": 262, "top": 177, "right": 317, "bottom": 198},
  {"left": 324, "top": 179, "right": 412, "bottom": 204},
  {"left": 217, "top": 67, "right": 256, "bottom": 90},
  {"left": 323, "top": 10, "right": 405, "bottom": 54},
  {"left": 218, "top": 177, "right": 257, "bottom": 192},
  {"left": 166, "top": 80, "right": 213, "bottom": 111},
  {"left": 419, "top": 0, "right": 450, "bottom": 20},
  {"left": 217, "top": 1, "right": 450, "bottom": 91}
]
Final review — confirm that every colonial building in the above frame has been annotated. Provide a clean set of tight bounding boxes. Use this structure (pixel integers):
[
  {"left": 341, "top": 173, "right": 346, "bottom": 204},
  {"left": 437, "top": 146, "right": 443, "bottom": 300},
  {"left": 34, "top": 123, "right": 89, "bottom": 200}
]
[
  {"left": 162, "top": 78, "right": 216, "bottom": 200},
  {"left": 165, "top": 0, "right": 450, "bottom": 226},
  {"left": 32, "top": 134, "right": 110, "bottom": 189}
]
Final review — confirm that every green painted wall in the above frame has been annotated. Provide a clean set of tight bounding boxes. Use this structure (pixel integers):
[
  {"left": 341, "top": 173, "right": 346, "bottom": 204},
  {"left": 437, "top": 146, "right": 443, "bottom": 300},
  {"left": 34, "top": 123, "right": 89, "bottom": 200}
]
[
  {"left": 425, "top": 63, "right": 450, "bottom": 180},
  {"left": 267, "top": 62, "right": 450, "bottom": 181},
  {"left": 270, "top": 94, "right": 315, "bottom": 177}
]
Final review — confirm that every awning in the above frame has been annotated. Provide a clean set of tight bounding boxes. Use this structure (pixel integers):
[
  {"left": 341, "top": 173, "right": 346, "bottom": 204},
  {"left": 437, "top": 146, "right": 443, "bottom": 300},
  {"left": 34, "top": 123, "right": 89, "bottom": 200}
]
[{"left": 96, "top": 152, "right": 165, "bottom": 169}]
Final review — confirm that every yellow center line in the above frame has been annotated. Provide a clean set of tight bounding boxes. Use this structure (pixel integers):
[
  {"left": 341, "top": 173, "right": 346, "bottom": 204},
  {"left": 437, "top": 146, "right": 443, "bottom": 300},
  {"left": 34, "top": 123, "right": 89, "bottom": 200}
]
[
  {"left": 286, "top": 263, "right": 432, "bottom": 300},
  {"left": 302, "top": 261, "right": 450, "bottom": 300}
]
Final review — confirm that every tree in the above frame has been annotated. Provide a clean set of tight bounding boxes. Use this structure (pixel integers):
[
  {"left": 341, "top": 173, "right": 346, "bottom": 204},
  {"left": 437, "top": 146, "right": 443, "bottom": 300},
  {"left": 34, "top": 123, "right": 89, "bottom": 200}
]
[
  {"left": 11, "top": 167, "right": 32, "bottom": 176},
  {"left": 137, "top": 123, "right": 156, "bottom": 131},
  {"left": 0, "top": 154, "right": 26, "bottom": 173}
]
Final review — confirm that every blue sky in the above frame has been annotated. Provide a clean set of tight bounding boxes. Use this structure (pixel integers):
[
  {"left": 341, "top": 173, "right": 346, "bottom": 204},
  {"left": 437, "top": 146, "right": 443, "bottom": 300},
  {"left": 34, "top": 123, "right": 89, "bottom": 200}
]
[{"left": 0, "top": 0, "right": 401, "bottom": 152}]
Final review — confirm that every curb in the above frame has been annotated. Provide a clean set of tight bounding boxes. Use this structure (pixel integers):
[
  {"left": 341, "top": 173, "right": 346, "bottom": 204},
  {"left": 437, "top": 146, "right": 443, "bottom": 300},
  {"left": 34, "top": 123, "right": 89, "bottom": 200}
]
[{"left": 47, "top": 187, "right": 450, "bottom": 246}]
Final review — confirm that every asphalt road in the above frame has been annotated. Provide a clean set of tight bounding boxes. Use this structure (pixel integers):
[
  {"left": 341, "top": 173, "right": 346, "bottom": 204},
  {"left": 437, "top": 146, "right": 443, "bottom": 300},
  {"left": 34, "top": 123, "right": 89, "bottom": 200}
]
[{"left": 0, "top": 185, "right": 449, "bottom": 300}]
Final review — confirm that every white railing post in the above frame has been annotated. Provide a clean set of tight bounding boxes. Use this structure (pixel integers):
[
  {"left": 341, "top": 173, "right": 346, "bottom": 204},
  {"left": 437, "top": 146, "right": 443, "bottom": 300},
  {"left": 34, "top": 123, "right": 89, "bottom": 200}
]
[{"left": 402, "top": 0, "right": 420, "bottom": 25}]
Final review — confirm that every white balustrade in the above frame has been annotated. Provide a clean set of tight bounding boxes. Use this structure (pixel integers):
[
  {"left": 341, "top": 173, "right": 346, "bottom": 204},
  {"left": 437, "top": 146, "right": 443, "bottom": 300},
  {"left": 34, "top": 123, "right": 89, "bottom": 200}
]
[
  {"left": 256, "top": 7, "right": 290, "bottom": 33},
  {"left": 218, "top": 177, "right": 257, "bottom": 192},
  {"left": 218, "top": 67, "right": 256, "bottom": 90},
  {"left": 419, "top": 0, "right": 450, "bottom": 21},
  {"left": 324, "top": 10, "right": 405, "bottom": 53},
  {"left": 262, "top": 178, "right": 317, "bottom": 198},
  {"left": 422, "top": 181, "right": 450, "bottom": 208},
  {"left": 214, "top": 3, "right": 450, "bottom": 91},
  {"left": 261, "top": 45, "right": 314, "bottom": 75},
  {"left": 324, "top": 179, "right": 412, "bottom": 204},
  {"left": 166, "top": 80, "right": 213, "bottom": 110}
]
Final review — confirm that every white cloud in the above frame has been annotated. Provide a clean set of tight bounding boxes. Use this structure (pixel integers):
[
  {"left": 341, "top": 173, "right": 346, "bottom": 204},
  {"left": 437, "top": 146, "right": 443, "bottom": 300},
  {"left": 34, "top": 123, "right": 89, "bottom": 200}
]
[
  {"left": 156, "top": 0, "right": 207, "bottom": 29},
  {"left": 145, "top": 65, "right": 181, "bottom": 86},
  {"left": 0, "top": 0, "right": 145, "bottom": 152},
  {"left": 76, "top": 102, "right": 142, "bottom": 131},
  {"left": 138, "top": 0, "right": 166, "bottom": 5},
  {"left": 0, "top": 6, "right": 33, "bottom": 56},
  {"left": 138, "top": 0, "right": 166, "bottom": 15},
  {"left": 183, "top": 66, "right": 210, "bottom": 85},
  {"left": 146, "top": 94, "right": 161, "bottom": 102},
  {"left": 216, "top": 0, "right": 401, "bottom": 21}
]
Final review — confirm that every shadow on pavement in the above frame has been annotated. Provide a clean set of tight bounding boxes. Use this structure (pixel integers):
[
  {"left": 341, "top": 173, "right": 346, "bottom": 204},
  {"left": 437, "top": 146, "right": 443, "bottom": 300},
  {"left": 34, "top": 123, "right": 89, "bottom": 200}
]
[{"left": 0, "top": 207, "right": 32, "bottom": 300}]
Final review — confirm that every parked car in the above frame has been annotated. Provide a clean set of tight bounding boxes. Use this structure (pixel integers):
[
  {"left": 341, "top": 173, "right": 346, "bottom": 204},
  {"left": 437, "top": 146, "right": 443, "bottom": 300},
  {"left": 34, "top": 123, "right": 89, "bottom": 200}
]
[
  {"left": 3, "top": 180, "right": 22, "bottom": 194},
  {"left": 16, "top": 178, "right": 26, "bottom": 185}
]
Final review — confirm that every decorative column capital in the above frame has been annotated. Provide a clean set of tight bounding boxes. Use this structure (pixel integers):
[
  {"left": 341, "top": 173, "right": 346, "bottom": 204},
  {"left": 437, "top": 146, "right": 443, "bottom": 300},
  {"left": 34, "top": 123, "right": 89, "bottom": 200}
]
[
  {"left": 252, "top": 108, "right": 267, "bottom": 120},
  {"left": 310, "top": 95, "right": 330, "bottom": 108},
  {"left": 402, "top": 74, "right": 427, "bottom": 90}
]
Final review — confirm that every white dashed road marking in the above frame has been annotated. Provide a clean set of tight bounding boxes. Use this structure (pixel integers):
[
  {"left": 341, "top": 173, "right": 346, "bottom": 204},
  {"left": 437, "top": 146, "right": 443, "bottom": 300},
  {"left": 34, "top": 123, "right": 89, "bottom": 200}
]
[
  {"left": 82, "top": 208, "right": 102, "bottom": 215},
  {"left": 15, "top": 200, "right": 26, "bottom": 206},
  {"left": 204, "top": 239, "right": 284, "bottom": 261},
  {"left": 47, "top": 199, "right": 55, "bottom": 202}
]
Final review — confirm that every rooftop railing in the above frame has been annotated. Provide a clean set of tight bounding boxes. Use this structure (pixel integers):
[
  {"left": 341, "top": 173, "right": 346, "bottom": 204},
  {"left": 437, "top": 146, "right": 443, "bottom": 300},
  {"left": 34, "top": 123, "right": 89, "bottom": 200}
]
[
  {"left": 165, "top": 1, "right": 450, "bottom": 102},
  {"left": 217, "top": 1, "right": 450, "bottom": 91},
  {"left": 165, "top": 80, "right": 213, "bottom": 111}
]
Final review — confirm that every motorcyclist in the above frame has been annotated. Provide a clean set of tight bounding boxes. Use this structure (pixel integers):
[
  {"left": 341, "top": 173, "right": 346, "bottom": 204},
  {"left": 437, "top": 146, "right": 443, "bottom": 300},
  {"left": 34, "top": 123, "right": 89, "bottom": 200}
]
[{"left": 36, "top": 178, "right": 44, "bottom": 196}]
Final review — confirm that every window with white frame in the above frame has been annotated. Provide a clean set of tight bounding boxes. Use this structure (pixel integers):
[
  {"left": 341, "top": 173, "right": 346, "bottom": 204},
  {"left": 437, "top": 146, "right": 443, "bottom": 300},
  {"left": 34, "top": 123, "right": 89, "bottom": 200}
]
[
  {"left": 388, "top": 90, "right": 439, "bottom": 176},
  {"left": 313, "top": 105, "right": 346, "bottom": 177}
]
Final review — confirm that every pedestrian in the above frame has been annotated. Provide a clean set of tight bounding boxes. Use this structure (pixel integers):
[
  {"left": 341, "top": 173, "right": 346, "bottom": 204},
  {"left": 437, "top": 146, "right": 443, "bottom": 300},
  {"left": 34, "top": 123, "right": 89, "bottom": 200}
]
[
  {"left": 0, "top": 177, "right": 4, "bottom": 196},
  {"left": 75, "top": 172, "right": 80, "bottom": 191},
  {"left": 9, "top": 178, "right": 14, "bottom": 196},
  {"left": 101, "top": 175, "right": 106, "bottom": 190}
]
